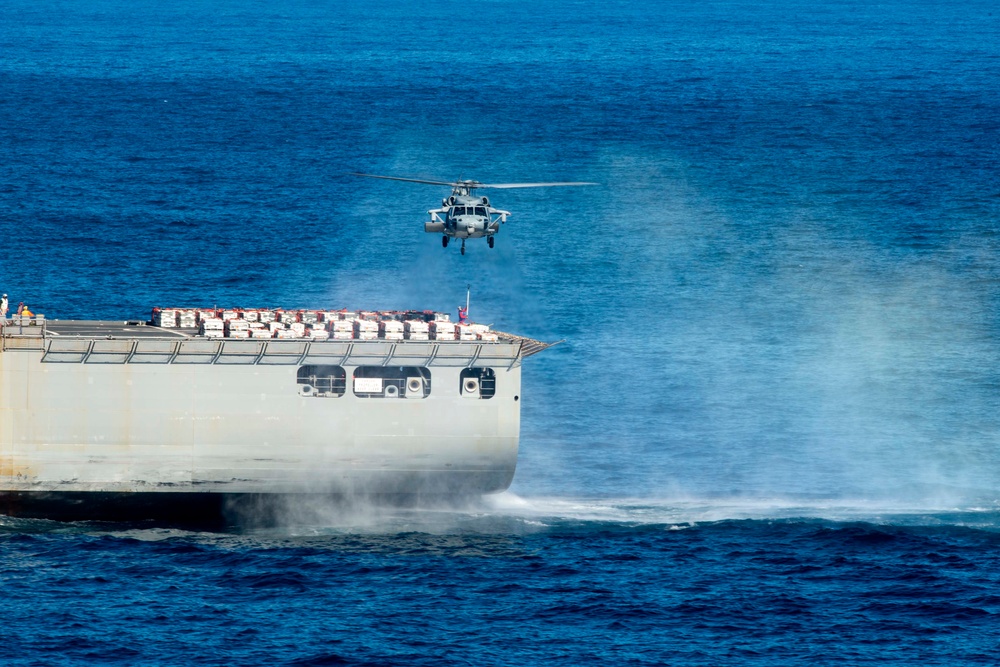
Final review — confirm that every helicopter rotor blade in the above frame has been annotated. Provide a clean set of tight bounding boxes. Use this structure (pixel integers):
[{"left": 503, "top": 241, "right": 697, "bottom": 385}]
[
  {"left": 478, "top": 182, "right": 598, "bottom": 189},
  {"left": 351, "top": 173, "right": 599, "bottom": 190},
  {"left": 350, "top": 173, "right": 459, "bottom": 187}
]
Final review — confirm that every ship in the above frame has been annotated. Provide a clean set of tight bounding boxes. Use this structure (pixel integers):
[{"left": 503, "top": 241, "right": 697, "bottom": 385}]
[{"left": 0, "top": 308, "right": 554, "bottom": 525}]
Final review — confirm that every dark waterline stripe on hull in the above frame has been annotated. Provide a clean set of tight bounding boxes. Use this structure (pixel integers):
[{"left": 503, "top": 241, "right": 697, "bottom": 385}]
[{"left": 0, "top": 491, "right": 480, "bottom": 530}]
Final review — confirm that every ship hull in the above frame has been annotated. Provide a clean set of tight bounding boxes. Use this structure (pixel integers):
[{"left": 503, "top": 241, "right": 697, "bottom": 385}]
[{"left": 0, "top": 321, "right": 528, "bottom": 521}]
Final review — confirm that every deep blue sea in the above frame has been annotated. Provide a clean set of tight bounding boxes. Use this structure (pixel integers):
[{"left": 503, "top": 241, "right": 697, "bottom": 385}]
[{"left": 2, "top": 0, "right": 1000, "bottom": 664}]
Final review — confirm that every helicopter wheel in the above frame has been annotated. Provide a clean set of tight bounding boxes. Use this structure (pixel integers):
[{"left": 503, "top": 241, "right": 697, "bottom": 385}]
[
  {"left": 442, "top": 236, "right": 449, "bottom": 248},
  {"left": 488, "top": 236, "right": 494, "bottom": 249}
]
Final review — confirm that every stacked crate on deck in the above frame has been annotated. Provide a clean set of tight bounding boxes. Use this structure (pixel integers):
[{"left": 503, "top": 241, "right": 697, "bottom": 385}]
[
  {"left": 465, "top": 323, "right": 497, "bottom": 341},
  {"left": 249, "top": 322, "right": 271, "bottom": 339},
  {"left": 225, "top": 318, "right": 250, "bottom": 339},
  {"left": 317, "top": 312, "right": 335, "bottom": 339},
  {"left": 405, "top": 310, "right": 437, "bottom": 323},
  {"left": 404, "top": 320, "right": 429, "bottom": 340},
  {"left": 308, "top": 325, "right": 329, "bottom": 340},
  {"left": 157, "top": 305, "right": 501, "bottom": 342},
  {"left": 430, "top": 320, "right": 456, "bottom": 341},
  {"left": 201, "top": 317, "right": 224, "bottom": 338},
  {"left": 380, "top": 320, "right": 404, "bottom": 341},
  {"left": 282, "top": 312, "right": 305, "bottom": 338},
  {"left": 173, "top": 310, "right": 195, "bottom": 328},
  {"left": 354, "top": 319, "right": 378, "bottom": 340},
  {"left": 328, "top": 316, "right": 353, "bottom": 340},
  {"left": 153, "top": 308, "right": 178, "bottom": 327}
]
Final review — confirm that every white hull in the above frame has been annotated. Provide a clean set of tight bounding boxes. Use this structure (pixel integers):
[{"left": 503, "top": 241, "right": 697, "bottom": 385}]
[{"left": 0, "top": 323, "right": 530, "bottom": 505}]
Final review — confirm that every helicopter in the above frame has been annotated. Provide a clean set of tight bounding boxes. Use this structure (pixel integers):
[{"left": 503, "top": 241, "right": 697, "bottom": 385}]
[{"left": 352, "top": 173, "right": 597, "bottom": 255}]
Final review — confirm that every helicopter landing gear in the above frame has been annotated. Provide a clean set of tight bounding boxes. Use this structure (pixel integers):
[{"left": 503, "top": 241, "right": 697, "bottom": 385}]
[
  {"left": 488, "top": 236, "right": 494, "bottom": 249},
  {"left": 460, "top": 239, "right": 466, "bottom": 255},
  {"left": 442, "top": 236, "right": 449, "bottom": 248}
]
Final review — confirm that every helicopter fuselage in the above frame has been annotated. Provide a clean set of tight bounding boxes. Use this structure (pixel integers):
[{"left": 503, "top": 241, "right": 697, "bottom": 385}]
[{"left": 425, "top": 194, "right": 508, "bottom": 240}]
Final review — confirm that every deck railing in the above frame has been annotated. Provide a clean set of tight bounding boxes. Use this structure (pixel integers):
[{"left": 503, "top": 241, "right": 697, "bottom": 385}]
[{"left": 0, "top": 317, "right": 47, "bottom": 351}]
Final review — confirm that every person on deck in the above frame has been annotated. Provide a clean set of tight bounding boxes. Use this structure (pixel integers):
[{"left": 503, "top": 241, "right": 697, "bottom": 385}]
[
  {"left": 457, "top": 305, "right": 468, "bottom": 324},
  {"left": 1, "top": 294, "right": 7, "bottom": 322}
]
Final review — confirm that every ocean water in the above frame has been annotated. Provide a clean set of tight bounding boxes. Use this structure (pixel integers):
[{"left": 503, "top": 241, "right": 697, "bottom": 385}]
[{"left": 2, "top": 0, "right": 1000, "bottom": 664}]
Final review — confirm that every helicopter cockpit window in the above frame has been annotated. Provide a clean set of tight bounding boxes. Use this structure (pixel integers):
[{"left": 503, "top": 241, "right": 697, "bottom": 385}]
[{"left": 474, "top": 207, "right": 487, "bottom": 217}]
